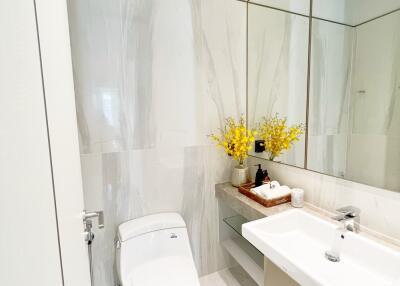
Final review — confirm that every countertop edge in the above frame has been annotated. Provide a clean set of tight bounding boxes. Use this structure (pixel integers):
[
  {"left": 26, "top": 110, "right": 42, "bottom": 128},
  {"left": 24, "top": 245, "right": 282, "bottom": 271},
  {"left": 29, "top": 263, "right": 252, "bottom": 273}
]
[{"left": 215, "top": 182, "right": 400, "bottom": 251}]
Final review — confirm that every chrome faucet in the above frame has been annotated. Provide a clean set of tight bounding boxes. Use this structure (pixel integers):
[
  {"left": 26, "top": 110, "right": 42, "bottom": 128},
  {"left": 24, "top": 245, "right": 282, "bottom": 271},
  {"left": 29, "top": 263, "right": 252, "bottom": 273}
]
[
  {"left": 325, "top": 206, "right": 361, "bottom": 263},
  {"left": 332, "top": 206, "right": 360, "bottom": 233}
]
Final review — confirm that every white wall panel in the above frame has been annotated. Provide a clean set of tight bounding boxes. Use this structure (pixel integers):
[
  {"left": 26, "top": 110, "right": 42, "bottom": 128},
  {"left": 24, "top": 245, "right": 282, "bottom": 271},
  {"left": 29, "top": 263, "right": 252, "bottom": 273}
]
[
  {"left": 0, "top": 1, "right": 63, "bottom": 285},
  {"left": 35, "top": 0, "right": 91, "bottom": 285}
]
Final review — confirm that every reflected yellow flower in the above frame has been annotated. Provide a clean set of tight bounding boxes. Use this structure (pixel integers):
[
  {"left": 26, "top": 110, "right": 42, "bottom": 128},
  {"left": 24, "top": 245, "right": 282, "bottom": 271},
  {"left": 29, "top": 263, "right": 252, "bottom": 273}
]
[{"left": 258, "top": 114, "right": 304, "bottom": 161}]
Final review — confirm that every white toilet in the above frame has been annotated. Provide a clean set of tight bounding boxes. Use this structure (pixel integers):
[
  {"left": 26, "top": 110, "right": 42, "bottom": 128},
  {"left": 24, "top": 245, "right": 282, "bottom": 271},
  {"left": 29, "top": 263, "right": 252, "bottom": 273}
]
[{"left": 116, "top": 213, "right": 200, "bottom": 286}]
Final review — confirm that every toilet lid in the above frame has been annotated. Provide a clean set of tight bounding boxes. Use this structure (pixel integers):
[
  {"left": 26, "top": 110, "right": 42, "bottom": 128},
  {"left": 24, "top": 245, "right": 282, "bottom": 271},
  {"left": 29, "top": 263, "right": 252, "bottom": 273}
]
[{"left": 126, "top": 256, "right": 200, "bottom": 286}]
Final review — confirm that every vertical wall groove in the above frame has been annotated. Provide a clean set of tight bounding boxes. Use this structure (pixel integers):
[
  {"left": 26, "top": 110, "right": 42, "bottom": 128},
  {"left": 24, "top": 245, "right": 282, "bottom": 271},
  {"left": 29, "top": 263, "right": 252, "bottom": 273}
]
[
  {"left": 304, "top": 0, "right": 313, "bottom": 169},
  {"left": 32, "top": 1, "right": 65, "bottom": 284}
]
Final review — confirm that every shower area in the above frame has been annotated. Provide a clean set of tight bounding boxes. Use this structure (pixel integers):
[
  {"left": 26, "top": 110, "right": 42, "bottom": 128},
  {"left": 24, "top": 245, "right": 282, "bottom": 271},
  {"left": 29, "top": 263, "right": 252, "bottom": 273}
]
[{"left": 66, "top": 0, "right": 247, "bottom": 285}]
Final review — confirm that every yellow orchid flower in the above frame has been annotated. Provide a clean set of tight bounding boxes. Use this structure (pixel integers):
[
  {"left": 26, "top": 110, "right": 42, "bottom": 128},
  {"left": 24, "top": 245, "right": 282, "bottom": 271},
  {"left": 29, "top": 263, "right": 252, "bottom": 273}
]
[{"left": 209, "top": 116, "right": 257, "bottom": 165}]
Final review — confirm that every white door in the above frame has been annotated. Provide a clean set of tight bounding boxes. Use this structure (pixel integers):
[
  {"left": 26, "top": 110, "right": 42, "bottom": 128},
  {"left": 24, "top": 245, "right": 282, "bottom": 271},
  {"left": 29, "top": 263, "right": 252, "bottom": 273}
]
[
  {"left": 0, "top": 0, "right": 63, "bottom": 284},
  {"left": 0, "top": 0, "right": 91, "bottom": 285}
]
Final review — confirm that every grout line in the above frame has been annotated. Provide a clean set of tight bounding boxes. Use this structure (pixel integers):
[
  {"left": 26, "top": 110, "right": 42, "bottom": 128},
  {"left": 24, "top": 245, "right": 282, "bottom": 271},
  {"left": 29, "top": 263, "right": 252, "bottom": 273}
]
[
  {"left": 246, "top": 1, "right": 249, "bottom": 133},
  {"left": 248, "top": 2, "right": 400, "bottom": 28},
  {"left": 248, "top": 2, "right": 309, "bottom": 18},
  {"left": 33, "top": 0, "right": 65, "bottom": 285},
  {"left": 312, "top": 16, "right": 354, "bottom": 28},
  {"left": 304, "top": 0, "right": 313, "bottom": 169},
  {"left": 355, "top": 7, "right": 400, "bottom": 27}
]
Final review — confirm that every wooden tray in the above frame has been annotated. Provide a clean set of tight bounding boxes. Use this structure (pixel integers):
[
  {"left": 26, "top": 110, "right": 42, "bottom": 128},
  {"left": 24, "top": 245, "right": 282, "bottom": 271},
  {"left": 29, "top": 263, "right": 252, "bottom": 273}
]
[{"left": 238, "top": 181, "right": 291, "bottom": 208}]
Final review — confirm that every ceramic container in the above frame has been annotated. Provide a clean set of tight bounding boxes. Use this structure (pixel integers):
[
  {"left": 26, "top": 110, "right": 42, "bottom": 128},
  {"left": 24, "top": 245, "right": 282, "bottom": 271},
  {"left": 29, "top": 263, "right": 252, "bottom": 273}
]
[
  {"left": 291, "top": 188, "right": 304, "bottom": 208},
  {"left": 231, "top": 164, "right": 249, "bottom": 187}
]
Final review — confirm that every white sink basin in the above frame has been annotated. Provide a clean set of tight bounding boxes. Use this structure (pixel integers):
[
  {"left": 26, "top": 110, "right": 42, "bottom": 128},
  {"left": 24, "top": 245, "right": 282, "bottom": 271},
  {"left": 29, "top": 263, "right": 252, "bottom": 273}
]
[{"left": 242, "top": 209, "right": 400, "bottom": 286}]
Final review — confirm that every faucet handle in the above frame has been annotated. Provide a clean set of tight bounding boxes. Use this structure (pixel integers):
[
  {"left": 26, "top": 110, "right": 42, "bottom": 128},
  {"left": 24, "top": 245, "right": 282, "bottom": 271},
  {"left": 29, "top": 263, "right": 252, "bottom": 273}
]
[{"left": 335, "top": 206, "right": 360, "bottom": 218}]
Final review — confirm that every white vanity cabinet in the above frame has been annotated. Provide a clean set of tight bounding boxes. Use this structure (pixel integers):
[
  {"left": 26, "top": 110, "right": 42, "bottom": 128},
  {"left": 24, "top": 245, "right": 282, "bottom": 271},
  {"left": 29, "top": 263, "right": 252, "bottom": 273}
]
[{"left": 216, "top": 183, "right": 297, "bottom": 286}]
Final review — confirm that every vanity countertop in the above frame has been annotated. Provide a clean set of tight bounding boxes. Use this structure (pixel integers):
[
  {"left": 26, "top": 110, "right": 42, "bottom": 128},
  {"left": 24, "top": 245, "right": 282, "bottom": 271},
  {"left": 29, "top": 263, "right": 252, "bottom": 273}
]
[
  {"left": 215, "top": 182, "right": 332, "bottom": 221},
  {"left": 215, "top": 182, "right": 293, "bottom": 221},
  {"left": 215, "top": 182, "right": 400, "bottom": 251}
]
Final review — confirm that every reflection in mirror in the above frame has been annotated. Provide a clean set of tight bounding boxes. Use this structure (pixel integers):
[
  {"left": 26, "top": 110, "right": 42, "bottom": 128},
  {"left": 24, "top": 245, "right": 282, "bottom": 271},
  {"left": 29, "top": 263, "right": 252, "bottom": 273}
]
[
  {"left": 250, "top": 0, "right": 310, "bottom": 16},
  {"left": 248, "top": 4, "right": 309, "bottom": 168},
  {"left": 308, "top": 5, "right": 400, "bottom": 191},
  {"left": 313, "top": 0, "right": 400, "bottom": 26},
  {"left": 307, "top": 19, "right": 353, "bottom": 178}
]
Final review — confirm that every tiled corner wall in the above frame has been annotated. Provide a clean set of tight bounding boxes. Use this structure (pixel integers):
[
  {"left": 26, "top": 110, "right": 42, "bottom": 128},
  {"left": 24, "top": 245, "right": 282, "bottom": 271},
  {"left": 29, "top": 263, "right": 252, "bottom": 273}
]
[{"left": 67, "top": 0, "right": 246, "bottom": 285}]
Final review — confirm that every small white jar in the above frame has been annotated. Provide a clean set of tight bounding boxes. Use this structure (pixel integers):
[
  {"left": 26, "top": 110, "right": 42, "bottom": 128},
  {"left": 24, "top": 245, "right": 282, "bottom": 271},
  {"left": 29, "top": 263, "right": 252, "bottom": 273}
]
[{"left": 291, "top": 188, "right": 304, "bottom": 208}]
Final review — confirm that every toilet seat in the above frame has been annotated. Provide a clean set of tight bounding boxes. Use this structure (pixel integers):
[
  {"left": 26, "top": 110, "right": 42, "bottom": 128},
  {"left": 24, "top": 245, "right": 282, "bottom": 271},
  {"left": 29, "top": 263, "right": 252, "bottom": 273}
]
[
  {"left": 127, "top": 256, "right": 200, "bottom": 286},
  {"left": 116, "top": 213, "right": 200, "bottom": 286}
]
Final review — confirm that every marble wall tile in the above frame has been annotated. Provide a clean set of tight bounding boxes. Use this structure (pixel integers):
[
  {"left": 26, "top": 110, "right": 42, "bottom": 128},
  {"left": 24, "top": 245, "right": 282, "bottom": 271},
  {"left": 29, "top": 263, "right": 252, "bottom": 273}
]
[
  {"left": 345, "top": 10, "right": 400, "bottom": 191},
  {"left": 248, "top": 5, "right": 309, "bottom": 168},
  {"left": 313, "top": 0, "right": 400, "bottom": 26},
  {"left": 309, "top": 20, "right": 353, "bottom": 137},
  {"left": 308, "top": 10, "right": 400, "bottom": 191},
  {"left": 384, "top": 136, "right": 400, "bottom": 191},
  {"left": 351, "top": 10, "right": 400, "bottom": 135},
  {"left": 249, "top": 0, "right": 310, "bottom": 16},
  {"left": 68, "top": 0, "right": 196, "bottom": 154},
  {"left": 307, "top": 19, "right": 354, "bottom": 177},
  {"left": 312, "top": 0, "right": 353, "bottom": 25},
  {"left": 190, "top": 0, "right": 247, "bottom": 137},
  {"left": 68, "top": 0, "right": 247, "bottom": 285},
  {"left": 80, "top": 146, "right": 237, "bottom": 285},
  {"left": 181, "top": 146, "right": 235, "bottom": 275},
  {"left": 346, "top": 135, "right": 388, "bottom": 189},
  {"left": 346, "top": 134, "right": 400, "bottom": 192},
  {"left": 81, "top": 148, "right": 193, "bottom": 286},
  {"left": 308, "top": 134, "right": 348, "bottom": 178}
]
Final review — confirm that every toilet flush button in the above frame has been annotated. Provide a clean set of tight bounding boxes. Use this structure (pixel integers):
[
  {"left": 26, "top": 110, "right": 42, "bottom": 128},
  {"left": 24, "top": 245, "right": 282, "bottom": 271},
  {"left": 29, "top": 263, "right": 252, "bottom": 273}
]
[{"left": 170, "top": 233, "right": 178, "bottom": 239}]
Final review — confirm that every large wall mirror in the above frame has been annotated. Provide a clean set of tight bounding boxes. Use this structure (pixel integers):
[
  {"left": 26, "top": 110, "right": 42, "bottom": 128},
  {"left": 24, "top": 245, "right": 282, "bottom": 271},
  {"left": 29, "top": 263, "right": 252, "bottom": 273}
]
[
  {"left": 248, "top": 1, "right": 400, "bottom": 192},
  {"left": 247, "top": 3, "right": 309, "bottom": 168}
]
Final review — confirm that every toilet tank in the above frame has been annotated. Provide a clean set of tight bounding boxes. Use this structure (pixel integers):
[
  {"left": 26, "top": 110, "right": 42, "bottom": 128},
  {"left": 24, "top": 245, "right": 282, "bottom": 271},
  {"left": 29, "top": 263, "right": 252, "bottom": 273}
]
[{"left": 116, "top": 213, "right": 199, "bottom": 286}]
